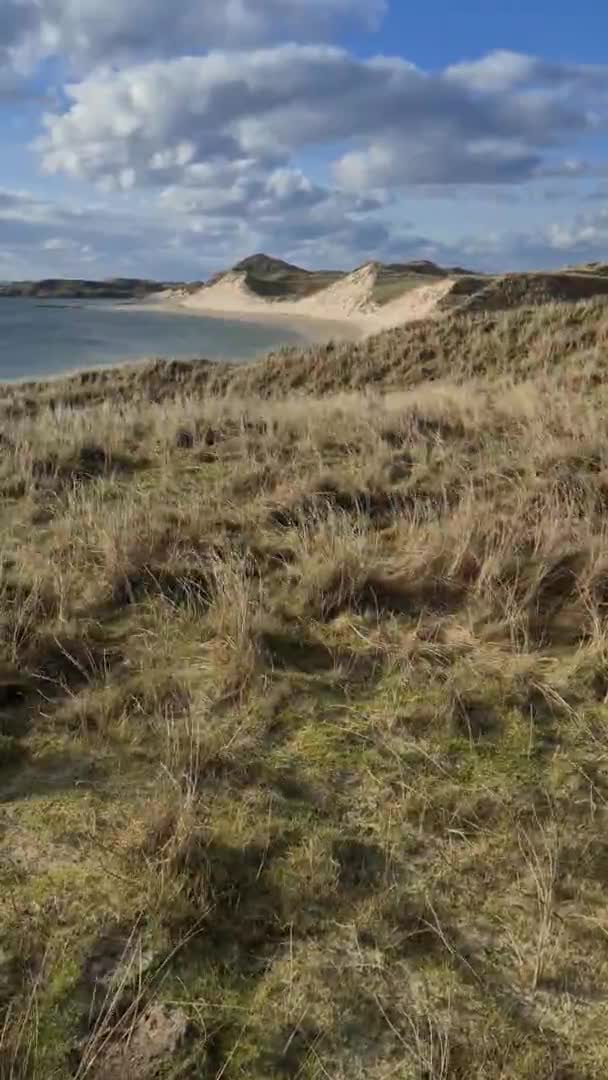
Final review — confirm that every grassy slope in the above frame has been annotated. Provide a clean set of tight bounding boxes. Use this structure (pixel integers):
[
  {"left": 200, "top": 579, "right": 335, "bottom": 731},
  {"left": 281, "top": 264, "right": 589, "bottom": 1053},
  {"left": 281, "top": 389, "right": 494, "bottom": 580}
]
[
  {"left": 214, "top": 255, "right": 608, "bottom": 314},
  {"left": 3, "top": 299, "right": 608, "bottom": 1076},
  {"left": 228, "top": 256, "right": 345, "bottom": 301},
  {"left": 228, "top": 254, "right": 462, "bottom": 305}
]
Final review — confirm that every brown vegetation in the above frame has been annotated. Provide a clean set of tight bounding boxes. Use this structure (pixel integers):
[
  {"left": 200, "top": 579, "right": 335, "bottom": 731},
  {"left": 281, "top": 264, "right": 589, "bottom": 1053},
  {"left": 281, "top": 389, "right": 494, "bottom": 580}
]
[{"left": 3, "top": 296, "right": 608, "bottom": 1077}]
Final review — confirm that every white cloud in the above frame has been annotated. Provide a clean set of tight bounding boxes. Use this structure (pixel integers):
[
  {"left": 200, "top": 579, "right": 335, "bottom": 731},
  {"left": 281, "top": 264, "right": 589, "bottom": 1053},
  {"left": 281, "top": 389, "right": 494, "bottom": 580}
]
[
  {"left": 0, "top": 188, "right": 173, "bottom": 269},
  {"left": 3, "top": 0, "right": 608, "bottom": 284},
  {"left": 27, "top": 45, "right": 608, "bottom": 279},
  {"left": 445, "top": 207, "right": 608, "bottom": 271},
  {"left": 445, "top": 51, "right": 540, "bottom": 93},
  {"left": 544, "top": 208, "right": 608, "bottom": 251},
  {"left": 0, "top": 183, "right": 385, "bottom": 279},
  {"left": 3, "top": 182, "right": 608, "bottom": 280},
  {"left": 36, "top": 47, "right": 608, "bottom": 201},
  {"left": 446, "top": 50, "right": 608, "bottom": 94},
  {"left": 0, "top": 1, "right": 40, "bottom": 97},
  {"left": 0, "top": 188, "right": 60, "bottom": 225},
  {"left": 3, "top": 0, "right": 385, "bottom": 73},
  {"left": 333, "top": 137, "right": 541, "bottom": 188}
]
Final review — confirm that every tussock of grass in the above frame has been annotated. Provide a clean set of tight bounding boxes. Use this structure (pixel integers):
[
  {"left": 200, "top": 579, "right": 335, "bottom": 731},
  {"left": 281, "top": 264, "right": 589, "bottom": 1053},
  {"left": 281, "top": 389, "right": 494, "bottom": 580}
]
[{"left": 3, "top": 297, "right": 608, "bottom": 1076}]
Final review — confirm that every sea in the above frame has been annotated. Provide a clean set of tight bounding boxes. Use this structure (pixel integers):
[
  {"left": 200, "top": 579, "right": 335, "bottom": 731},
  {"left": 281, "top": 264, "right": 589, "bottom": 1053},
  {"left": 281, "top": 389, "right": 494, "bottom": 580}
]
[{"left": 0, "top": 298, "right": 307, "bottom": 381}]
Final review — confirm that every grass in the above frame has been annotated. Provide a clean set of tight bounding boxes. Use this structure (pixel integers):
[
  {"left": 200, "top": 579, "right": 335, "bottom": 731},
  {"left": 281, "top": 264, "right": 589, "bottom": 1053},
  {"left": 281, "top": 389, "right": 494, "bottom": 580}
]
[
  {"left": 4, "top": 291, "right": 608, "bottom": 416},
  {"left": 3, "top": 297, "right": 608, "bottom": 1076},
  {"left": 371, "top": 272, "right": 447, "bottom": 306}
]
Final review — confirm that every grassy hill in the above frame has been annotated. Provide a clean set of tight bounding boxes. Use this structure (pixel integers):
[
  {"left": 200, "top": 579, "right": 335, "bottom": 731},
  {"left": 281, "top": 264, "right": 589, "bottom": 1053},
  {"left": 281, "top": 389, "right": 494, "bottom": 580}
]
[
  {"left": 4, "top": 297, "right": 608, "bottom": 1076},
  {"left": 223, "top": 253, "right": 345, "bottom": 300},
  {"left": 444, "top": 271, "right": 608, "bottom": 314},
  {"left": 0, "top": 279, "right": 182, "bottom": 300},
  {"left": 205, "top": 254, "right": 608, "bottom": 318},
  {"left": 8, "top": 256, "right": 608, "bottom": 313},
  {"left": 369, "top": 261, "right": 471, "bottom": 305},
  {"left": 212, "top": 253, "right": 476, "bottom": 305}
]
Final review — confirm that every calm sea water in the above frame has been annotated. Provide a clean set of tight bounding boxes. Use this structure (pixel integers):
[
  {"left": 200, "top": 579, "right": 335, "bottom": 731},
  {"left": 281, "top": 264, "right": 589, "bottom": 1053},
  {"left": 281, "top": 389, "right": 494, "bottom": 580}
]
[{"left": 0, "top": 298, "right": 306, "bottom": 380}]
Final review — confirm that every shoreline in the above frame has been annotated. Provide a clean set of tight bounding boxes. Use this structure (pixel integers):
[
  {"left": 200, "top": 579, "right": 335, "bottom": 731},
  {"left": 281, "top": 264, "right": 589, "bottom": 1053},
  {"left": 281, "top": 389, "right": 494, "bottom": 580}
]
[
  {"left": 0, "top": 354, "right": 157, "bottom": 387},
  {"left": 0, "top": 309, "right": 356, "bottom": 388},
  {"left": 0, "top": 297, "right": 359, "bottom": 388},
  {"left": 122, "top": 269, "right": 457, "bottom": 341},
  {"left": 121, "top": 296, "right": 366, "bottom": 343}
]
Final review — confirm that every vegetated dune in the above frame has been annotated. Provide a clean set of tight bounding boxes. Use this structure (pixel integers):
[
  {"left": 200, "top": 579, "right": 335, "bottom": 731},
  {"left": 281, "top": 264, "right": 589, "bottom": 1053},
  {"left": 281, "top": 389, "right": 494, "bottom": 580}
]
[
  {"left": 296, "top": 262, "right": 455, "bottom": 326},
  {"left": 7, "top": 295, "right": 608, "bottom": 1077},
  {"left": 563, "top": 260, "right": 608, "bottom": 276},
  {"left": 178, "top": 260, "right": 457, "bottom": 333},
  {"left": 231, "top": 253, "right": 344, "bottom": 298},
  {"left": 162, "top": 254, "right": 608, "bottom": 336},
  {"left": 447, "top": 270, "right": 608, "bottom": 313},
  {"left": 6, "top": 292, "right": 608, "bottom": 415}
]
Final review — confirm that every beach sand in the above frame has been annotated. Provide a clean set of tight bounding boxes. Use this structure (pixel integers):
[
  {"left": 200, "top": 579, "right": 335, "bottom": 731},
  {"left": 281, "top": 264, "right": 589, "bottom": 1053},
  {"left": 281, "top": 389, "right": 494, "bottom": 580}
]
[
  {"left": 121, "top": 297, "right": 363, "bottom": 344},
  {"left": 129, "top": 263, "right": 455, "bottom": 343}
]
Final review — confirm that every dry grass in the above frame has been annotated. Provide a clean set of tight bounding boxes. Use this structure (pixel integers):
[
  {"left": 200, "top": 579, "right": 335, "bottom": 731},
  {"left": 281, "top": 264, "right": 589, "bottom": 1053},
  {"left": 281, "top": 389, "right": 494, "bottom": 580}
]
[
  {"left": 3, "top": 293, "right": 608, "bottom": 418},
  {"left": 3, "top": 297, "right": 608, "bottom": 1077}
]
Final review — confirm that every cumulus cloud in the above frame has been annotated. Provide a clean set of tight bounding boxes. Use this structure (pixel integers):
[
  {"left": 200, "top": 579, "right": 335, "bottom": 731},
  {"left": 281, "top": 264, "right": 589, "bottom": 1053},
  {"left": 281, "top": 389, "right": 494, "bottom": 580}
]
[
  {"left": 0, "top": 188, "right": 181, "bottom": 274},
  {"left": 332, "top": 51, "right": 608, "bottom": 189},
  {"left": 2, "top": 0, "right": 385, "bottom": 73},
  {"left": 446, "top": 50, "right": 608, "bottom": 94},
  {"left": 3, "top": 181, "right": 608, "bottom": 280},
  {"left": 437, "top": 206, "right": 608, "bottom": 272},
  {"left": 0, "top": 1, "right": 37, "bottom": 95},
  {"left": 334, "top": 138, "right": 542, "bottom": 188},
  {"left": 0, "top": 188, "right": 61, "bottom": 227},
  {"left": 0, "top": 1, "right": 35, "bottom": 52},
  {"left": 158, "top": 162, "right": 386, "bottom": 273},
  {"left": 38, "top": 47, "right": 398, "bottom": 183},
  {"left": 0, "top": 182, "right": 387, "bottom": 280},
  {"left": 0, "top": 180, "right": 447, "bottom": 281},
  {"left": 445, "top": 51, "right": 541, "bottom": 93},
  {"left": 36, "top": 46, "right": 608, "bottom": 200},
  {"left": 4, "top": 4, "right": 608, "bottom": 282},
  {"left": 543, "top": 208, "right": 608, "bottom": 253},
  {"left": 29, "top": 44, "right": 608, "bottom": 278}
]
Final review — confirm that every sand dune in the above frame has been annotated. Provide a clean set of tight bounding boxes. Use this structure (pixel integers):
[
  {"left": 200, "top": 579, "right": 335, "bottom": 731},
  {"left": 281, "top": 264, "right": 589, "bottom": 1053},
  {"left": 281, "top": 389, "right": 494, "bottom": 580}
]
[{"left": 163, "top": 262, "right": 456, "bottom": 338}]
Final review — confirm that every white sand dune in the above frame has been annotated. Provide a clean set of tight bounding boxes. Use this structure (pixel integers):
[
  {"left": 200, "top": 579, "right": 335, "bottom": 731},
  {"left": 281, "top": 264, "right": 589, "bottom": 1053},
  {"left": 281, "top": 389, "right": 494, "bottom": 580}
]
[{"left": 155, "top": 262, "right": 456, "bottom": 339}]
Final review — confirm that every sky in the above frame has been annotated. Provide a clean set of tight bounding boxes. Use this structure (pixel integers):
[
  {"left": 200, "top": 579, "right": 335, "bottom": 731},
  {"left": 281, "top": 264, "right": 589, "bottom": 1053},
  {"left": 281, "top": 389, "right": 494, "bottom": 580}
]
[{"left": 1, "top": 0, "right": 608, "bottom": 280}]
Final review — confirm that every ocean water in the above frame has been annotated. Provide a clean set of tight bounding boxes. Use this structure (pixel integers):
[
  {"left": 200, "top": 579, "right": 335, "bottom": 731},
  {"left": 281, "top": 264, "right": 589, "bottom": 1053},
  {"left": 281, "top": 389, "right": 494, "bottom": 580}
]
[{"left": 0, "top": 298, "right": 307, "bottom": 381}]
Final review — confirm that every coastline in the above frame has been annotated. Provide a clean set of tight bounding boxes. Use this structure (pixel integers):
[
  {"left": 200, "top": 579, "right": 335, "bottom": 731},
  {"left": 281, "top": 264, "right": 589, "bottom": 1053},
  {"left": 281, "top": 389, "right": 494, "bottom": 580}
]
[
  {"left": 120, "top": 296, "right": 366, "bottom": 343},
  {"left": 1, "top": 354, "right": 157, "bottom": 387},
  {"left": 0, "top": 295, "right": 350, "bottom": 386},
  {"left": 120, "top": 269, "right": 457, "bottom": 341}
]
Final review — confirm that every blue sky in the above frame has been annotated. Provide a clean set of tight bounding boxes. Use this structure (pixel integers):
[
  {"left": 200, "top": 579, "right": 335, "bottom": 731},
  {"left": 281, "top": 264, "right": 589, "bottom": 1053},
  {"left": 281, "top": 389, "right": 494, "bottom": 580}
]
[
  {"left": 372, "top": 1, "right": 608, "bottom": 67},
  {"left": 1, "top": 0, "right": 607, "bottom": 279}
]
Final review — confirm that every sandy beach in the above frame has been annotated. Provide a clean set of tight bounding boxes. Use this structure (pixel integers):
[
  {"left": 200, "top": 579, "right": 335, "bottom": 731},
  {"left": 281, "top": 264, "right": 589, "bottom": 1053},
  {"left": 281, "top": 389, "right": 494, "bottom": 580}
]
[
  {"left": 122, "top": 296, "right": 363, "bottom": 344},
  {"left": 127, "top": 263, "right": 456, "bottom": 343}
]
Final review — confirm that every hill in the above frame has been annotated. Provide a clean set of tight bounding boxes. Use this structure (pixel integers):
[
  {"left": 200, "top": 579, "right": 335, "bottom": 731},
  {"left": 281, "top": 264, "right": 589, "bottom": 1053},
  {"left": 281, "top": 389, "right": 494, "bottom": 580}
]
[
  {"left": 167, "top": 255, "right": 608, "bottom": 335},
  {"left": 4, "top": 296, "right": 608, "bottom": 1076},
  {"left": 11, "top": 256, "right": 608, "bottom": 327},
  {"left": 443, "top": 270, "right": 608, "bottom": 313},
  {"left": 564, "top": 260, "right": 608, "bottom": 276},
  {"left": 233, "top": 253, "right": 312, "bottom": 276},
  {"left": 0, "top": 278, "right": 182, "bottom": 300},
  {"left": 207, "top": 254, "right": 477, "bottom": 308},
  {"left": 217, "top": 252, "right": 345, "bottom": 300},
  {"left": 381, "top": 258, "right": 474, "bottom": 277}
]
